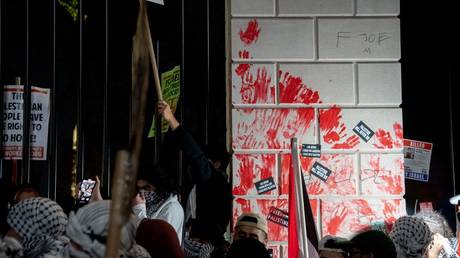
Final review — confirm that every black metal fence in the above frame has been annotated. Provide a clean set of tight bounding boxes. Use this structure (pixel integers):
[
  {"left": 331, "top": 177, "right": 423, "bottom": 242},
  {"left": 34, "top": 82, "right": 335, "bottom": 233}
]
[{"left": 0, "top": 0, "right": 226, "bottom": 211}]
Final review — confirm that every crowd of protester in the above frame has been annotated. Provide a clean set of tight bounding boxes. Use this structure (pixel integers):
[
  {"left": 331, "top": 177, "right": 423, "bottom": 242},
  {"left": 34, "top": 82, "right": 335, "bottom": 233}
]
[{"left": 1, "top": 101, "right": 460, "bottom": 258}]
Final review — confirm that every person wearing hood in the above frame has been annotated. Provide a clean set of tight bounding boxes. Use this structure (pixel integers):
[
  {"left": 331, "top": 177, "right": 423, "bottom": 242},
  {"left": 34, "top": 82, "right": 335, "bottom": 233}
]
[
  {"left": 6, "top": 197, "right": 68, "bottom": 258},
  {"left": 66, "top": 200, "right": 150, "bottom": 258}
]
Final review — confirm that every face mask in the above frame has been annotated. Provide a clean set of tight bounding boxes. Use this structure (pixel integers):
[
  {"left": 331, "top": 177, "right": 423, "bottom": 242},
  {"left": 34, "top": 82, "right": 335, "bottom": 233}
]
[
  {"left": 139, "top": 190, "right": 167, "bottom": 217},
  {"left": 183, "top": 236, "right": 214, "bottom": 258}
]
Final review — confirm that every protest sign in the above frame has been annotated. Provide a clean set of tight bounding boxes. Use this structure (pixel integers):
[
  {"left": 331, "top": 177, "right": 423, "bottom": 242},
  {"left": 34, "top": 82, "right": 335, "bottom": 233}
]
[
  {"left": 353, "top": 121, "right": 375, "bottom": 142},
  {"left": 310, "top": 161, "right": 332, "bottom": 182},
  {"left": 301, "top": 144, "right": 321, "bottom": 158},
  {"left": 255, "top": 177, "right": 277, "bottom": 194},
  {"left": 148, "top": 65, "right": 180, "bottom": 137},
  {"left": 404, "top": 139, "right": 432, "bottom": 182},
  {"left": 2, "top": 85, "right": 50, "bottom": 160},
  {"left": 267, "top": 207, "right": 288, "bottom": 228}
]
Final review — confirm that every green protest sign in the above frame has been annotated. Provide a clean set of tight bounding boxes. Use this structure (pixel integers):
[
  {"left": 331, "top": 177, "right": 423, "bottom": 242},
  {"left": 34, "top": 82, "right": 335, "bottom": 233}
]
[{"left": 148, "top": 65, "right": 180, "bottom": 137}]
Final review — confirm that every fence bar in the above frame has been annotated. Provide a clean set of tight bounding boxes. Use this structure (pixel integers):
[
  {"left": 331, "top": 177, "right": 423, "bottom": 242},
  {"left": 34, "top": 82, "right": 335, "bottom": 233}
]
[
  {"left": 22, "top": 0, "right": 31, "bottom": 183},
  {"left": 47, "top": 0, "right": 57, "bottom": 199},
  {"left": 76, "top": 0, "right": 84, "bottom": 181},
  {"left": 102, "top": 0, "right": 110, "bottom": 196}
]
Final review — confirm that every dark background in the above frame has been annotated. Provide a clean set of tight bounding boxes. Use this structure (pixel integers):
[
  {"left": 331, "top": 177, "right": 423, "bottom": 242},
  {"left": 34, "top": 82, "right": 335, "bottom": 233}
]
[
  {"left": 1, "top": 0, "right": 459, "bottom": 231},
  {"left": 400, "top": 1, "right": 459, "bottom": 229}
]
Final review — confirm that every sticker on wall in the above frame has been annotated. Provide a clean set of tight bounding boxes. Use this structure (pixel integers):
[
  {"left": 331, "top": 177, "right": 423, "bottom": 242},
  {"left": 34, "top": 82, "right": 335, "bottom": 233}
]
[
  {"left": 301, "top": 144, "right": 321, "bottom": 158},
  {"left": 353, "top": 121, "right": 375, "bottom": 142},
  {"left": 310, "top": 161, "right": 332, "bottom": 182},
  {"left": 267, "top": 207, "right": 289, "bottom": 228},
  {"left": 255, "top": 177, "right": 277, "bottom": 195},
  {"left": 404, "top": 139, "right": 432, "bottom": 182}
]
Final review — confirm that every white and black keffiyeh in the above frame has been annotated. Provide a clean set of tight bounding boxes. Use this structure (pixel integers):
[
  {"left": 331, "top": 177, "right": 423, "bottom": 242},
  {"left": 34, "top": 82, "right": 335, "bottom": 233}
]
[
  {"left": 65, "top": 200, "right": 150, "bottom": 258},
  {"left": 0, "top": 236, "right": 23, "bottom": 258},
  {"left": 183, "top": 236, "right": 214, "bottom": 258},
  {"left": 140, "top": 190, "right": 169, "bottom": 217},
  {"left": 6, "top": 197, "right": 68, "bottom": 258},
  {"left": 389, "top": 216, "right": 432, "bottom": 258}
]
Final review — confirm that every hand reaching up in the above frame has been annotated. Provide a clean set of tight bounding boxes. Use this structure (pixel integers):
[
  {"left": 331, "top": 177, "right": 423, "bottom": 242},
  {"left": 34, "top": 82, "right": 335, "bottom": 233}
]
[{"left": 157, "top": 100, "right": 180, "bottom": 130}]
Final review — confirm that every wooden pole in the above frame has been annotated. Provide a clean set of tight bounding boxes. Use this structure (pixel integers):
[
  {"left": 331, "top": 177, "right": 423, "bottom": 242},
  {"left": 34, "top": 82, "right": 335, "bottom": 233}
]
[
  {"left": 104, "top": 151, "right": 131, "bottom": 258},
  {"left": 104, "top": 0, "right": 155, "bottom": 256},
  {"left": 144, "top": 7, "right": 162, "bottom": 101}
]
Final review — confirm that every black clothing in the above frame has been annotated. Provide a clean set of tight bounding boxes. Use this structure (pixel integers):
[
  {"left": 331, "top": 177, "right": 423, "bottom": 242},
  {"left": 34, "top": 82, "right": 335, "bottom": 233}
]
[{"left": 171, "top": 125, "right": 233, "bottom": 238}]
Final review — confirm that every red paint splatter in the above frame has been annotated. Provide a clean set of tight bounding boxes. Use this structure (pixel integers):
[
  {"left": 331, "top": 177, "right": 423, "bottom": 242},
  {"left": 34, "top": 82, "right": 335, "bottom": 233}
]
[
  {"left": 369, "top": 155, "right": 382, "bottom": 171},
  {"left": 279, "top": 72, "right": 320, "bottom": 104},
  {"left": 235, "top": 63, "right": 251, "bottom": 77},
  {"left": 325, "top": 205, "right": 348, "bottom": 235},
  {"left": 319, "top": 108, "right": 342, "bottom": 132},
  {"left": 331, "top": 135, "right": 360, "bottom": 149},
  {"left": 239, "top": 50, "right": 250, "bottom": 59},
  {"left": 373, "top": 122, "right": 403, "bottom": 149},
  {"left": 235, "top": 49, "right": 274, "bottom": 104},
  {"left": 323, "top": 126, "right": 346, "bottom": 144},
  {"left": 363, "top": 155, "right": 403, "bottom": 195},
  {"left": 353, "top": 200, "right": 373, "bottom": 216},
  {"left": 373, "top": 129, "right": 394, "bottom": 148},
  {"left": 233, "top": 155, "right": 255, "bottom": 195},
  {"left": 235, "top": 109, "right": 315, "bottom": 149},
  {"left": 280, "top": 155, "right": 291, "bottom": 195},
  {"left": 307, "top": 181, "right": 323, "bottom": 195},
  {"left": 239, "top": 19, "right": 261, "bottom": 45},
  {"left": 241, "top": 67, "right": 273, "bottom": 104},
  {"left": 383, "top": 201, "right": 398, "bottom": 231},
  {"left": 233, "top": 154, "right": 277, "bottom": 195},
  {"left": 319, "top": 108, "right": 358, "bottom": 148},
  {"left": 380, "top": 175, "right": 403, "bottom": 194},
  {"left": 393, "top": 122, "right": 403, "bottom": 140}
]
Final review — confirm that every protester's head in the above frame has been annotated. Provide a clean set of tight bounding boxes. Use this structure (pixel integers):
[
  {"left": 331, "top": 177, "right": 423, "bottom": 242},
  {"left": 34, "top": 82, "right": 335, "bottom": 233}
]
[
  {"left": 137, "top": 165, "right": 178, "bottom": 218},
  {"left": 182, "top": 219, "right": 217, "bottom": 258},
  {"left": 389, "top": 216, "right": 432, "bottom": 258},
  {"left": 13, "top": 183, "right": 40, "bottom": 205},
  {"left": 413, "top": 210, "right": 454, "bottom": 239},
  {"left": 319, "top": 235, "right": 350, "bottom": 258},
  {"left": 234, "top": 213, "right": 268, "bottom": 245},
  {"left": 136, "top": 219, "right": 184, "bottom": 258},
  {"left": 203, "top": 143, "right": 231, "bottom": 171},
  {"left": 6, "top": 197, "right": 68, "bottom": 257},
  {"left": 66, "top": 200, "right": 150, "bottom": 258},
  {"left": 227, "top": 238, "right": 271, "bottom": 258},
  {"left": 348, "top": 230, "right": 396, "bottom": 258},
  {"left": 137, "top": 164, "right": 178, "bottom": 195}
]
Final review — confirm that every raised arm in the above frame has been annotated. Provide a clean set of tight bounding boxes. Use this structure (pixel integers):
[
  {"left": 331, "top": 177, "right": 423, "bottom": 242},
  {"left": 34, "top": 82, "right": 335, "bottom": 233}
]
[{"left": 157, "top": 101, "right": 213, "bottom": 184}]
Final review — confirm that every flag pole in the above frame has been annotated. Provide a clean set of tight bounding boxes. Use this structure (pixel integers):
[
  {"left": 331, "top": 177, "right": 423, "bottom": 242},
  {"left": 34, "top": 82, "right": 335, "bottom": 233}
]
[{"left": 291, "top": 138, "right": 309, "bottom": 258}]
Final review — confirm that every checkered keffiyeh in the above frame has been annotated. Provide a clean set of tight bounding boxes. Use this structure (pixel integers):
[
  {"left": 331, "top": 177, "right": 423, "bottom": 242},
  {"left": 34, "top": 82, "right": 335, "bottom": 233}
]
[
  {"left": 389, "top": 216, "right": 432, "bottom": 258},
  {"left": 141, "top": 190, "right": 169, "bottom": 218},
  {"left": 183, "top": 236, "right": 214, "bottom": 258},
  {"left": 0, "top": 236, "right": 23, "bottom": 258},
  {"left": 6, "top": 197, "right": 68, "bottom": 258},
  {"left": 66, "top": 200, "right": 150, "bottom": 258}
]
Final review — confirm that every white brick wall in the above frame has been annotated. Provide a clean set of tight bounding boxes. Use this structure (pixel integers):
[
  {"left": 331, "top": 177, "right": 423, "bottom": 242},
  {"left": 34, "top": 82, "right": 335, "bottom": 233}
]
[
  {"left": 318, "top": 18, "right": 400, "bottom": 60},
  {"left": 229, "top": 0, "right": 403, "bottom": 252},
  {"left": 278, "top": 0, "right": 352, "bottom": 16},
  {"left": 232, "top": 19, "right": 314, "bottom": 60}
]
